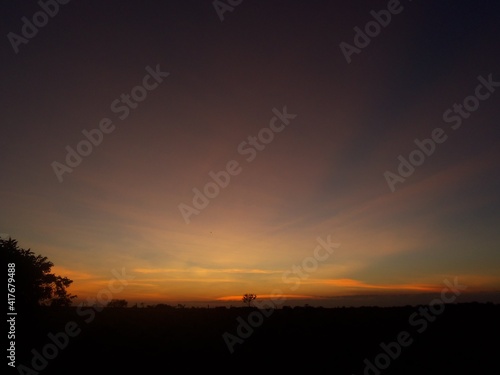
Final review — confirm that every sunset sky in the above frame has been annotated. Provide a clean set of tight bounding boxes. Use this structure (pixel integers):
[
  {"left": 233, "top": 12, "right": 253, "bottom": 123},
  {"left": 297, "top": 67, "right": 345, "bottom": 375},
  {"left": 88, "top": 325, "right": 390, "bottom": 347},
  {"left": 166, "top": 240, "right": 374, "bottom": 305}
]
[{"left": 1, "top": 0, "right": 499, "bottom": 307}]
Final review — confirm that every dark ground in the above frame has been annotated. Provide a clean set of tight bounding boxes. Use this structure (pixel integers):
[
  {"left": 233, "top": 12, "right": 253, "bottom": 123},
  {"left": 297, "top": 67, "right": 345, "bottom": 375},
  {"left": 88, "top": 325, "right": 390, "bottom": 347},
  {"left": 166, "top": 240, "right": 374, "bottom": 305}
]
[{"left": 8, "top": 302, "right": 499, "bottom": 374}]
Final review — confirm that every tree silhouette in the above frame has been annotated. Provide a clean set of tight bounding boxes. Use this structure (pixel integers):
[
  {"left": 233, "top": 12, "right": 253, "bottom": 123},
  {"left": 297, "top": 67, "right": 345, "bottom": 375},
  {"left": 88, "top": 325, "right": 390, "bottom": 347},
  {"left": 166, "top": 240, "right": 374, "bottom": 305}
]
[
  {"left": 0, "top": 237, "right": 76, "bottom": 308},
  {"left": 242, "top": 293, "right": 256, "bottom": 307}
]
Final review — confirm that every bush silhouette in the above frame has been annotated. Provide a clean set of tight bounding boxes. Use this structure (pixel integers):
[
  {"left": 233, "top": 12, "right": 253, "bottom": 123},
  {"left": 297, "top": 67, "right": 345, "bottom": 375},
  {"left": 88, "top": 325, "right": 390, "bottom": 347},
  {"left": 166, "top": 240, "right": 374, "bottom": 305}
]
[{"left": 106, "top": 299, "right": 128, "bottom": 308}]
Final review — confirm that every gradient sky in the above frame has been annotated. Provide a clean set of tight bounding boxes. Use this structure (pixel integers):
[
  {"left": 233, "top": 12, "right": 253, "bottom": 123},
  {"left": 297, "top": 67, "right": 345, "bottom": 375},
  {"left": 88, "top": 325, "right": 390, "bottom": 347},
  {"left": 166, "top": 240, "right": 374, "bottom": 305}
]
[{"left": 1, "top": 0, "right": 499, "bottom": 307}]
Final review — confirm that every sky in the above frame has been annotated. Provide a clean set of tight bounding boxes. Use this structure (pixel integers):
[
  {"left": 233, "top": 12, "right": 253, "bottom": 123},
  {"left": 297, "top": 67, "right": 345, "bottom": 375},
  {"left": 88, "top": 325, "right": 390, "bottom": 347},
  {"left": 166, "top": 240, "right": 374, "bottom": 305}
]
[{"left": 1, "top": 0, "right": 499, "bottom": 307}]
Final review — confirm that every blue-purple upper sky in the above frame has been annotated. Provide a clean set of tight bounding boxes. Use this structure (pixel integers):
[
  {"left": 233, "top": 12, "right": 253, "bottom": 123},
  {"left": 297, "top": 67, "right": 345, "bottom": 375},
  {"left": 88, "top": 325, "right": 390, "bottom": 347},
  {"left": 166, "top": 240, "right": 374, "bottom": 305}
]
[{"left": 1, "top": 0, "right": 499, "bottom": 306}]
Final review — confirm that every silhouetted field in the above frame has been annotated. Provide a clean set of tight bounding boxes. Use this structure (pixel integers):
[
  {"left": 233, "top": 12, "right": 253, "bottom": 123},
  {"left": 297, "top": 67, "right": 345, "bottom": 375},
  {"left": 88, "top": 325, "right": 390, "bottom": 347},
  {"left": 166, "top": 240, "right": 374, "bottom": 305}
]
[{"left": 12, "top": 303, "right": 499, "bottom": 374}]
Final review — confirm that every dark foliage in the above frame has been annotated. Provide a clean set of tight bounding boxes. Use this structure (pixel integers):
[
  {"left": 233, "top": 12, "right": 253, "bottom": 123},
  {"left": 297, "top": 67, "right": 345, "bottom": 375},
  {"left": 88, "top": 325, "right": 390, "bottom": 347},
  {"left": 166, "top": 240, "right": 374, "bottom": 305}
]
[{"left": 1, "top": 237, "right": 76, "bottom": 309}]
